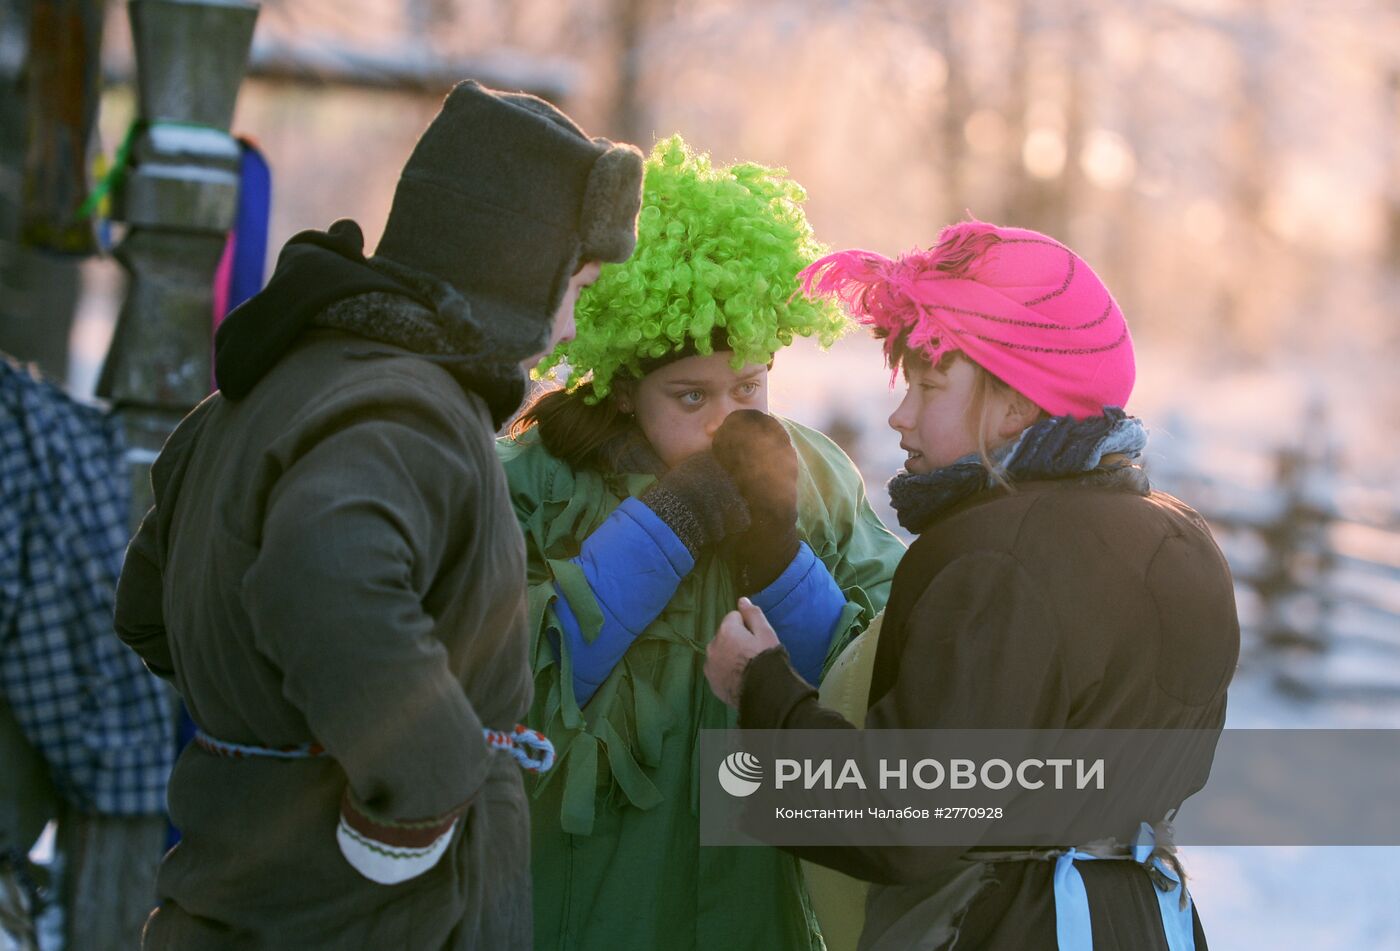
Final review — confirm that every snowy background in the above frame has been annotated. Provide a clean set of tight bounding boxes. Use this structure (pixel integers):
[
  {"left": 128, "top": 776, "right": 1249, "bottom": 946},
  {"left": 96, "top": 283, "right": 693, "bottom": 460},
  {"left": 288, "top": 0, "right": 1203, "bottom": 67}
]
[{"left": 39, "top": 0, "right": 1400, "bottom": 947}]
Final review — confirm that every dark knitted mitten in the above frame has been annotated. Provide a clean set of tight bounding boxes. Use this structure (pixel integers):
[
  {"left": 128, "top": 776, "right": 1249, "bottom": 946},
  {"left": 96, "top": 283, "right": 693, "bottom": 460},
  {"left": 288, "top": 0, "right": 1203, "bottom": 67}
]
[
  {"left": 639, "top": 451, "right": 751, "bottom": 558},
  {"left": 711, "top": 410, "right": 800, "bottom": 592}
]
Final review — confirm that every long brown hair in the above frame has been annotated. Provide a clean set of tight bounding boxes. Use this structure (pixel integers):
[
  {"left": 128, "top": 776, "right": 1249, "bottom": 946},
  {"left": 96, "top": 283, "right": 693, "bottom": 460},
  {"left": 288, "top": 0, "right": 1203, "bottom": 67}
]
[{"left": 508, "top": 382, "right": 634, "bottom": 471}]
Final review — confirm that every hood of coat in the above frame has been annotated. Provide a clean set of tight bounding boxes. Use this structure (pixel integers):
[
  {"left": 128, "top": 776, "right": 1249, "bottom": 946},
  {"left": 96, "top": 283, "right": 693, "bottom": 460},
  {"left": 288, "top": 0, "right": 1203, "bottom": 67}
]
[
  {"left": 311, "top": 292, "right": 527, "bottom": 433},
  {"left": 214, "top": 219, "right": 528, "bottom": 427}
]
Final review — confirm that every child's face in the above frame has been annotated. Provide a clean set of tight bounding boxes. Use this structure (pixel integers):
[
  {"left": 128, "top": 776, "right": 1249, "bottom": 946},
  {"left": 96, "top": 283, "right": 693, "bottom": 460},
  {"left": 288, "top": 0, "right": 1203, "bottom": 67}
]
[
  {"left": 887, "top": 353, "right": 1011, "bottom": 474},
  {"left": 627, "top": 352, "right": 770, "bottom": 470}
]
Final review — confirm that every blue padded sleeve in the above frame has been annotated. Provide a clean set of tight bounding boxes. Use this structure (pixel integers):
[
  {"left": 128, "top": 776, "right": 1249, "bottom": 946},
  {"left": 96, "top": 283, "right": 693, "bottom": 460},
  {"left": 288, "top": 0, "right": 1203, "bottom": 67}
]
[
  {"left": 553, "top": 498, "right": 694, "bottom": 705},
  {"left": 751, "top": 542, "right": 847, "bottom": 686}
]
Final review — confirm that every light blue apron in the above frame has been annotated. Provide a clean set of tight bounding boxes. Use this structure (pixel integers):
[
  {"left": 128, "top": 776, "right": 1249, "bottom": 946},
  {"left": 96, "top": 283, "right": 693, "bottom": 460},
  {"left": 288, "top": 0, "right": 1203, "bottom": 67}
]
[{"left": 1052, "top": 821, "right": 1195, "bottom": 951}]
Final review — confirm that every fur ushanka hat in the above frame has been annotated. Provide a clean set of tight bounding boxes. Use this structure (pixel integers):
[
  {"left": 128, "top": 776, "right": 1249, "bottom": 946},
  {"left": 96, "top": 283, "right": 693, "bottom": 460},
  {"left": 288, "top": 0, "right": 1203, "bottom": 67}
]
[{"left": 376, "top": 80, "right": 645, "bottom": 362}]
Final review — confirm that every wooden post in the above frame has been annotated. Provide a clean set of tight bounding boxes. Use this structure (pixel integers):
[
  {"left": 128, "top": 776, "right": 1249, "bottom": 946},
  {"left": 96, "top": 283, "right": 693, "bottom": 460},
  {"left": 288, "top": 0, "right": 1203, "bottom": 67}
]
[
  {"left": 78, "top": 3, "right": 258, "bottom": 946},
  {"left": 96, "top": 0, "right": 259, "bottom": 528},
  {"left": 0, "top": 0, "right": 91, "bottom": 384},
  {"left": 1258, "top": 399, "right": 1336, "bottom": 655}
]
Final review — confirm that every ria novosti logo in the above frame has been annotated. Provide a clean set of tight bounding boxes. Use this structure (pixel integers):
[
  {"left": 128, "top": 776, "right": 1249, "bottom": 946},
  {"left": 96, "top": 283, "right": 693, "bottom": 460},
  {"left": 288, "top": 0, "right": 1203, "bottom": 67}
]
[{"left": 718, "top": 751, "right": 764, "bottom": 797}]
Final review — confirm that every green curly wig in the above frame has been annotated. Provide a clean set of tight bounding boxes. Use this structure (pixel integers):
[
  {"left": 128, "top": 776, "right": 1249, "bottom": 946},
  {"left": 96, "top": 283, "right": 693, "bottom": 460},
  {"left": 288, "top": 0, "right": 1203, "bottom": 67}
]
[{"left": 535, "top": 134, "right": 849, "bottom": 398}]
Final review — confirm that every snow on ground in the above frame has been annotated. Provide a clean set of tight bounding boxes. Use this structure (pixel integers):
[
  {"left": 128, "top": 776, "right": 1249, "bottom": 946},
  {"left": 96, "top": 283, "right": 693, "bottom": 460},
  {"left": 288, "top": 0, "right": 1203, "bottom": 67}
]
[
  {"left": 1188, "top": 843, "right": 1400, "bottom": 950},
  {"left": 1189, "top": 664, "right": 1400, "bottom": 950}
]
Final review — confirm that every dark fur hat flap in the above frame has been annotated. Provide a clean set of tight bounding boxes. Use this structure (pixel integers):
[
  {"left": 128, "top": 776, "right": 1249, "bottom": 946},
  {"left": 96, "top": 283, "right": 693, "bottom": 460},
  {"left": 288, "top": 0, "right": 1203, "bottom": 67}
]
[{"left": 580, "top": 142, "right": 644, "bottom": 264}]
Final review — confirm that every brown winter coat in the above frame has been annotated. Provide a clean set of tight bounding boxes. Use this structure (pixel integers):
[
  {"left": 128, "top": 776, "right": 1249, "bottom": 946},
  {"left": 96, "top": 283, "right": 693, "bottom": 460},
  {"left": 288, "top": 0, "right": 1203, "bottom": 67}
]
[
  {"left": 115, "top": 327, "right": 534, "bottom": 949},
  {"left": 741, "top": 466, "right": 1240, "bottom": 950}
]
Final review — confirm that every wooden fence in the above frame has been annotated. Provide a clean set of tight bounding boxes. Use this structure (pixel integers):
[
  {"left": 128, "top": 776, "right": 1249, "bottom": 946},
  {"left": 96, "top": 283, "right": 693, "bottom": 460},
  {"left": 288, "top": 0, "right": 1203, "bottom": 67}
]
[{"left": 1148, "top": 406, "right": 1400, "bottom": 700}]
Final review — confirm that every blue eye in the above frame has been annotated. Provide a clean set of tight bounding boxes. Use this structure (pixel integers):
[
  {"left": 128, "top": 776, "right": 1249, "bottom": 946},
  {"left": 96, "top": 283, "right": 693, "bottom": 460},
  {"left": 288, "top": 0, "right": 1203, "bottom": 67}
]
[
  {"left": 736, "top": 381, "right": 760, "bottom": 398},
  {"left": 679, "top": 391, "right": 705, "bottom": 406}
]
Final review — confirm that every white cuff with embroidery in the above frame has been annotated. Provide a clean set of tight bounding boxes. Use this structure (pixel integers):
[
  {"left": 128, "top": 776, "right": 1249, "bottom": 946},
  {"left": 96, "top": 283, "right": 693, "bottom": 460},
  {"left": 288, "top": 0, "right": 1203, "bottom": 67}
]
[{"left": 336, "top": 812, "right": 459, "bottom": 885}]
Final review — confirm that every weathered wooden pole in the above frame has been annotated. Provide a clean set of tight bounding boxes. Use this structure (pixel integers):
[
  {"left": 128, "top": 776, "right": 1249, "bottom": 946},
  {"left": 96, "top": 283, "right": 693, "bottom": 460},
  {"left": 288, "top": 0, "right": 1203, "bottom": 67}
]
[
  {"left": 97, "top": 0, "right": 259, "bottom": 528},
  {"left": 75, "top": 4, "right": 257, "bottom": 947}
]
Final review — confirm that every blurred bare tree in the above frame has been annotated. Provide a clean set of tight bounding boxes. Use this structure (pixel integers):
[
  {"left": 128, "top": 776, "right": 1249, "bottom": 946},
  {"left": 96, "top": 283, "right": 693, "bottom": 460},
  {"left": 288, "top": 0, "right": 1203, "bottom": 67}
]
[{"left": 76, "top": 0, "right": 1399, "bottom": 412}]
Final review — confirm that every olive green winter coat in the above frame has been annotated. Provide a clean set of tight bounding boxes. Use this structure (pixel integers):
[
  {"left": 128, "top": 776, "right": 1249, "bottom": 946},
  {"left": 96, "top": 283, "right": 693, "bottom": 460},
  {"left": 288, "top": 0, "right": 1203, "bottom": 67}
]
[
  {"left": 498, "top": 419, "right": 905, "bottom": 951},
  {"left": 116, "top": 328, "right": 535, "bottom": 949}
]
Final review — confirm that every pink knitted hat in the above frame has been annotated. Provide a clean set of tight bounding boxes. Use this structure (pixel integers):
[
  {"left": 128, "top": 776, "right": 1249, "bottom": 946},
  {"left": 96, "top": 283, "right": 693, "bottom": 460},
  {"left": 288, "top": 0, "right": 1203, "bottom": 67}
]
[{"left": 798, "top": 220, "right": 1134, "bottom": 419}]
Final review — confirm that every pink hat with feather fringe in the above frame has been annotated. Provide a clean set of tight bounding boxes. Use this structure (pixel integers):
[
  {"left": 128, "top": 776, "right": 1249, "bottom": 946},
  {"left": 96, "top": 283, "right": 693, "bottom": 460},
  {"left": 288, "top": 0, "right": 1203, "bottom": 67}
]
[{"left": 798, "top": 219, "right": 1135, "bottom": 419}]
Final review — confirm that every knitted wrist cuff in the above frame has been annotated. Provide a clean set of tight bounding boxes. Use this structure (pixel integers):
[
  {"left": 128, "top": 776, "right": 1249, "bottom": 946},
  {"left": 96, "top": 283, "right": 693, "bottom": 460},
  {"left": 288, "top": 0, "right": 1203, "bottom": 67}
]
[
  {"left": 337, "top": 791, "right": 468, "bottom": 885},
  {"left": 639, "top": 453, "right": 749, "bottom": 557},
  {"left": 337, "top": 815, "right": 458, "bottom": 885},
  {"left": 738, "top": 646, "right": 818, "bottom": 730},
  {"left": 639, "top": 484, "right": 708, "bottom": 557}
]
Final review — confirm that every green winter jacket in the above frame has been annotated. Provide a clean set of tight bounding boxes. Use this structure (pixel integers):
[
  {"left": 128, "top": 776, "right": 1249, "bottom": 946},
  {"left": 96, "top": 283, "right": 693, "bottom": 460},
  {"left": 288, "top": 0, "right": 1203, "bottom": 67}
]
[{"left": 497, "top": 418, "right": 904, "bottom": 951}]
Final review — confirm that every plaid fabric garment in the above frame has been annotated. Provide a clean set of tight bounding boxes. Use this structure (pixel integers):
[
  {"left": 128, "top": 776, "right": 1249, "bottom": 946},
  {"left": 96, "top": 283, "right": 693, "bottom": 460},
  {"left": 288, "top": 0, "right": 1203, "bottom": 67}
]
[{"left": 0, "top": 357, "right": 172, "bottom": 815}]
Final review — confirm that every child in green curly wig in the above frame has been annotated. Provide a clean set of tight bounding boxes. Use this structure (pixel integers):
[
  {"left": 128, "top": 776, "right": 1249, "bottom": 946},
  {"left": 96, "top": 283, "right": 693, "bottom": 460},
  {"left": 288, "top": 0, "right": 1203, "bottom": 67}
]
[
  {"left": 537, "top": 134, "right": 848, "bottom": 400},
  {"left": 497, "top": 136, "right": 905, "bottom": 950}
]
